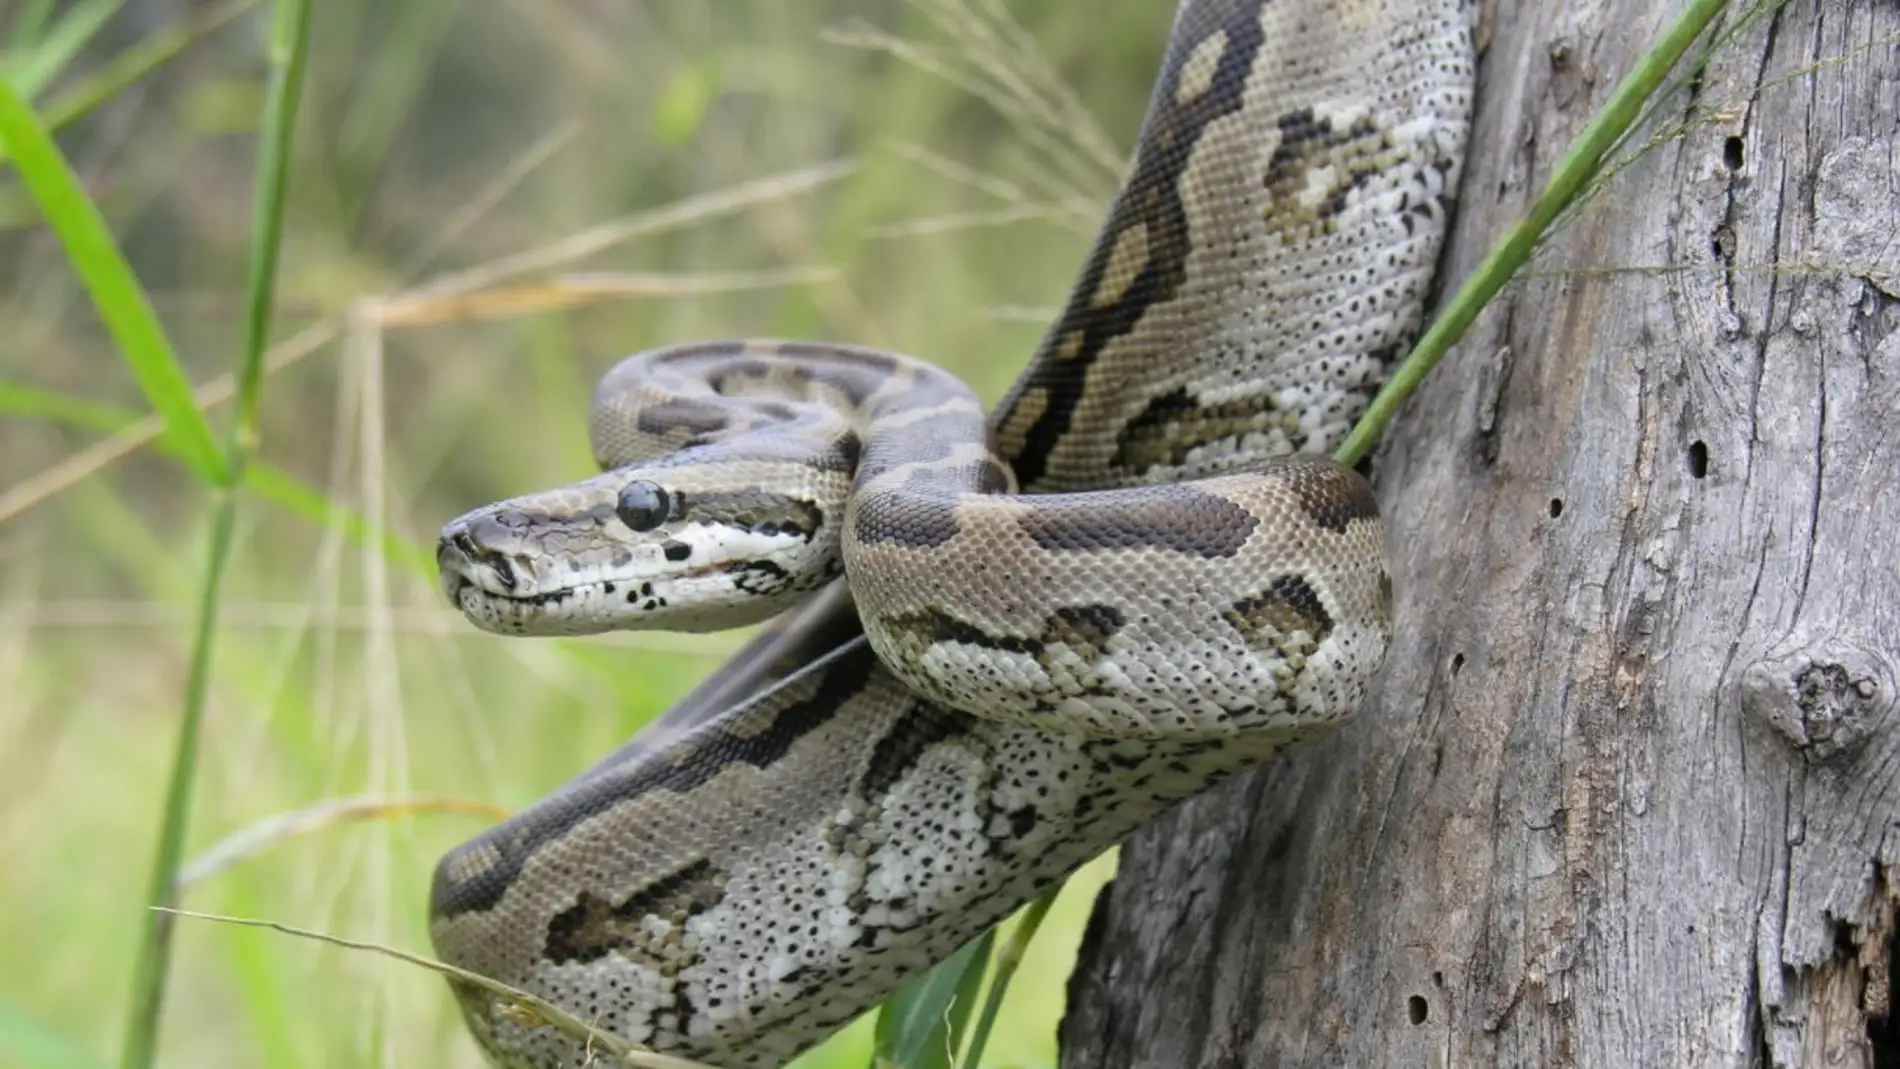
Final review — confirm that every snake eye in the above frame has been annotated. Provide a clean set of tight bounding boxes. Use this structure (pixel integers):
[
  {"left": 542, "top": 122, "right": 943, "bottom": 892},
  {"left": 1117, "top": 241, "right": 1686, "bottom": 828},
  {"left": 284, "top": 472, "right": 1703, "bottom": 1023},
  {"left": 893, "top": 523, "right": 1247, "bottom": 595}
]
[{"left": 615, "top": 481, "right": 671, "bottom": 532}]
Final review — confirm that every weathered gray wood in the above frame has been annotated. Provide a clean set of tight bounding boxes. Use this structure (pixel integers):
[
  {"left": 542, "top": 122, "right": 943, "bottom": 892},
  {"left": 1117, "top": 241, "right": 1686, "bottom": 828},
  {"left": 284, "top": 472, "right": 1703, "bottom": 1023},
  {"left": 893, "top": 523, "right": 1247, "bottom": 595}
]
[{"left": 1059, "top": 1, "right": 1900, "bottom": 1066}]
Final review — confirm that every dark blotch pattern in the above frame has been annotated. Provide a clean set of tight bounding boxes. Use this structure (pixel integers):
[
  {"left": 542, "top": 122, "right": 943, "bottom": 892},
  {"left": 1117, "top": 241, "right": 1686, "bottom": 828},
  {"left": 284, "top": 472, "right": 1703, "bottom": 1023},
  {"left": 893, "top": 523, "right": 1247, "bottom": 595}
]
[
  {"left": 543, "top": 857, "right": 726, "bottom": 965},
  {"left": 686, "top": 491, "right": 826, "bottom": 542},
  {"left": 857, "top": 703, "right": 969, "bottom": 801},
  {"left": 995, "top": 0, "right": 1267, "bottom": 488},
  {"left": 882, "top": 604, "right": 1127, "bottom": 699},
  {"left": 885, "top": 608, "right": 1044, "bottom": 657},
  {"left": 850, "top": 489, "right": 964, "bottom": 550},
  {"left": 854, "top": 407, "right": 986, "bottom": 483},
  {"left": 770, "top": 342, "right": 896, "bottom": 407},
  {"left": 1261, "top": 108, "right": 1388, "bottom": 242},
  {"left": 1018, "top": 483, "right": 1256, "bottom": 558},
  {"left": 1114, "top": 386, "right": 1289, "bottom": 470},
  {"left": 1286, "top": 463, "right": 1379, "bottom": 534},
  {"left": 816, "top": 430, "right": 863, "bottom": 474},
  {"left": 430, "top": 644, "right": 881, "bottom": 919},
  {"left": 1223, "top": 574, "right": 1335, "bottom": 652},
  {"left": 977, "top": 457, "right": 1013, "bottom": 494},
  {"left": 634, "top": 398, "right": 731, "bottom": 442},
  {"left": 1045, "top": 604, "right": 1126, "bottom": 650}
]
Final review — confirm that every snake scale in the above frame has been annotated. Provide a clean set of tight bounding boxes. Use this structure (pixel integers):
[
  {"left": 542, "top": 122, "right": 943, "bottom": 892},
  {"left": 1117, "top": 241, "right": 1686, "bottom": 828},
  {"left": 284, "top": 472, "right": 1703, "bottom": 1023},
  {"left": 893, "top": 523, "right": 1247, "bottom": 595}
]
[{"left": 430, "top": 1, "right": 1475, "bottom": 1065}]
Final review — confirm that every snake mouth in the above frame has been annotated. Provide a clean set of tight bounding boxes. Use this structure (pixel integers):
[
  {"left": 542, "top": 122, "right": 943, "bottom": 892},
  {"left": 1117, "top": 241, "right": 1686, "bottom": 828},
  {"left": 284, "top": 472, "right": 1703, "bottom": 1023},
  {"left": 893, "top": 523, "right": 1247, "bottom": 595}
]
[{"left": 437, "top": 530, "right": 525, "bottom": 608}]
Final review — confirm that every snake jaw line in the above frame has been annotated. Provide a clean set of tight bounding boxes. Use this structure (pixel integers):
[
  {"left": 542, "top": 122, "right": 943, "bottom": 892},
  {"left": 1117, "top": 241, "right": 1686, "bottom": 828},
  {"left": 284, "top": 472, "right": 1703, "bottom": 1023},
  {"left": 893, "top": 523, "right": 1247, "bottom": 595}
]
[{"left": 439, "top": 507, "right": 830, "bottom": 636}]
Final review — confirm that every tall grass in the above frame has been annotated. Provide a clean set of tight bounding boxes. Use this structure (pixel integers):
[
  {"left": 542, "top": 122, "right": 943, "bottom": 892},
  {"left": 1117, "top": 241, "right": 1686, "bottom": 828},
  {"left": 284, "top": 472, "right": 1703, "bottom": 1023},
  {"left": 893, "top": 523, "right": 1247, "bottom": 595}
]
[
  {"left": 118, "top": 2, "right": 311, "bottom": 1066},
  {"left": 0, "top": 4, "right": 1164, "bottom": 1067}
]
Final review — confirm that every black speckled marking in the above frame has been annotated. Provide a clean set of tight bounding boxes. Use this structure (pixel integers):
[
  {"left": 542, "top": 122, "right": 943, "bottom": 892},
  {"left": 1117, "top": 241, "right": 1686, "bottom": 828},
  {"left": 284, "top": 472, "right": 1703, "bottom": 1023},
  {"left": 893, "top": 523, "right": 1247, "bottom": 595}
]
[
  {"left": 429, "top": 642, "right": 881, "bottom": 919},
  {"left": 1018, "top": 483, "right": 1256, "bottom": 557},
  {"left": 727, "top": 559, "right": 804, "bottom": 598},
  {"left": 1005, "top": 805, "right": 1037, "bottom": 839},
  {"left": 995, "top": 0, "right": 1268, "bottom": 487}
]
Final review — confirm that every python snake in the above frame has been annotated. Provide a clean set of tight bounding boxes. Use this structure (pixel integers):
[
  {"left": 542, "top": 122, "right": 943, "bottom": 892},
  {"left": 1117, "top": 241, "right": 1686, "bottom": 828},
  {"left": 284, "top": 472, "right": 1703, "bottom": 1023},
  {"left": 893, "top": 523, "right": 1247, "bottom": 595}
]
[{"left": 431, "top": 1, "right": 1475, "bottom": 1065}]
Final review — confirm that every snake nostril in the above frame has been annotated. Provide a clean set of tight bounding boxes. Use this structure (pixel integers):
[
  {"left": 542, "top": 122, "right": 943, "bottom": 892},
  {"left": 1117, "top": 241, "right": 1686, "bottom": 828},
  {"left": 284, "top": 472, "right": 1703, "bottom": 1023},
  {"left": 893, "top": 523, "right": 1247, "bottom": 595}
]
[{"left": 452, "top": 531, "right": 480, "bottom": 559}]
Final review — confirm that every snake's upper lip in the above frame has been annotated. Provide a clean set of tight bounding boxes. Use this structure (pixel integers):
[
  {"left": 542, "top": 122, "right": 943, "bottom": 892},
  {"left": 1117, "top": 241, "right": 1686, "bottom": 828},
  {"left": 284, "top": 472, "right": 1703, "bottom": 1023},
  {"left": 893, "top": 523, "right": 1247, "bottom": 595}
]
[{"left": 438, "top": 529, "right": 519, "bottom": 606}]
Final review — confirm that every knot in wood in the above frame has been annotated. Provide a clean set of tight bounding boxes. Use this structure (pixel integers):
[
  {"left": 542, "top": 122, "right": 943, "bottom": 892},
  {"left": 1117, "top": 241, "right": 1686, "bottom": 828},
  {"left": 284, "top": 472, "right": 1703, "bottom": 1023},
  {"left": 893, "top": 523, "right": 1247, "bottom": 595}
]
[{"left": 1740, "top": 640, "right": 1892, "bottom": 762}]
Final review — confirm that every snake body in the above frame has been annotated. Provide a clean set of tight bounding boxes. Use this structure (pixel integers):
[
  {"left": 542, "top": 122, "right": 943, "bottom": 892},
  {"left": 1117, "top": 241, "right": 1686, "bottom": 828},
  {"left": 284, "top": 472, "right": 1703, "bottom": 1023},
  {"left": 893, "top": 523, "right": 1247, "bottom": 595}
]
[{"left": 431, "top": 1, "right": 1475, "bottom": 1065}]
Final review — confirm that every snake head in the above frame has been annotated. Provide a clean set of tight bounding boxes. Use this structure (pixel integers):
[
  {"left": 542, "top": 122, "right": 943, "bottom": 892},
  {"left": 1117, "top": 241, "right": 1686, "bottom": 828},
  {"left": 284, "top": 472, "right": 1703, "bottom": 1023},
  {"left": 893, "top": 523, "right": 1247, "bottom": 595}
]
[{"left": 437, "top": 461, "right": 844, "bottom": 637}]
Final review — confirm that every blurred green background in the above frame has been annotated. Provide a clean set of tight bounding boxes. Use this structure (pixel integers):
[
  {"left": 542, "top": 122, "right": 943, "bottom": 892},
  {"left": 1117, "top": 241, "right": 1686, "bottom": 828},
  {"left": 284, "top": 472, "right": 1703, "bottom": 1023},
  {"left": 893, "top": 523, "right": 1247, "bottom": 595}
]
[{"left": 0, "top": 1, "right": 1176, "bottom": 1067}]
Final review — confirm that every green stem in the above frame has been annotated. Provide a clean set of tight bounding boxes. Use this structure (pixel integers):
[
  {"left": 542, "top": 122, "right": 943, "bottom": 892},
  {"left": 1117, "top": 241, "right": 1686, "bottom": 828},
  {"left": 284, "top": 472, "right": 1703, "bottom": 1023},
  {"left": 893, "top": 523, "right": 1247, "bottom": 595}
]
[
  {"left": 1334, "top": 0, "right": 1732, "bottom": 467},
  {"left": 117, "top": 492, "right": 244, "bottom": 1069},
  {"left": 32, "top": 0, "right": 265, "bottom": 155},
  {"left": 118, "top": 3, "right": 312, "bottom": 1067},
  {"left": 959, "top": 890, "right": 1057, "bottom": 1069}
]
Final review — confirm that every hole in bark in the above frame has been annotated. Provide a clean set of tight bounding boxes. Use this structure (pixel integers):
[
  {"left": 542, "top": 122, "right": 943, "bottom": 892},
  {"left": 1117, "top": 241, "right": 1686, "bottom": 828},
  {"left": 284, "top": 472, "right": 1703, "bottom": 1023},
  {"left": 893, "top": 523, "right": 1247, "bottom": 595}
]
[
  {"left": 1408, "top": 995, "right": 1429, "bottom": 1024},
  {"left": 1548, "top": 498, "right": 1564, "bottom": 519},
  {"left": 1872, "top": 920, "right": 1900, "bottom": 1064},
  {"left": 1723, "top": 135, "right": 1745, "bottom": 169},
  {"left": 1712, "top": 226, "right": 1736, "bottom": 260},
  {"left": 1432, "top": 971, "right": 1445, "bottom": 987},
  {"left": 1451, "top": 653, "right": 1465, "bottom": 676},
  {"left": 1688, "top": 440, "right": 1709, "bottom": 479}
]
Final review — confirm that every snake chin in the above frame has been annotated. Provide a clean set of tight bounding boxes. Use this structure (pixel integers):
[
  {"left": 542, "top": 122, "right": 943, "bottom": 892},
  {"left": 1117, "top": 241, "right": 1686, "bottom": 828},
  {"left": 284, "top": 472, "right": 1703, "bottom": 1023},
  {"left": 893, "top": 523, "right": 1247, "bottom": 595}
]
[{"left": 443, "top": 557, "right": 819, "bottom": 637}]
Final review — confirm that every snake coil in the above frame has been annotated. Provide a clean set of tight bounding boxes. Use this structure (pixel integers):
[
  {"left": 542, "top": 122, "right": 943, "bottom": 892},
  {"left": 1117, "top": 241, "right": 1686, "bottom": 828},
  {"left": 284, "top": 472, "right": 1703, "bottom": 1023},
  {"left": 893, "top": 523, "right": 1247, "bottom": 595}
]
[{"left": 431, "top": 1, "right": 1475, "bottom": 1065}]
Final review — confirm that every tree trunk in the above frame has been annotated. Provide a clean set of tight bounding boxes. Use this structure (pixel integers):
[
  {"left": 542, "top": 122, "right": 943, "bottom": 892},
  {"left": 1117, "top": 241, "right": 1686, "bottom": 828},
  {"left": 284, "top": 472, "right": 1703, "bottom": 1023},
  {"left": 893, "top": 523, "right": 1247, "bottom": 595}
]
[{"left": 1059, "top": 2, "right": 1900, "bottom": 1066}]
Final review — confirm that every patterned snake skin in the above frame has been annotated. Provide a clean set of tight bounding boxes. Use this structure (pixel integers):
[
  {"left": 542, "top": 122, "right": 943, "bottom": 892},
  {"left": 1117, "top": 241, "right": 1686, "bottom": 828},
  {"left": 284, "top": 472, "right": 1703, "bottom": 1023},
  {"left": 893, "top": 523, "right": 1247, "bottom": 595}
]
[{"left": 430, "top": 1, "right": 1475, "bottom": 1065}]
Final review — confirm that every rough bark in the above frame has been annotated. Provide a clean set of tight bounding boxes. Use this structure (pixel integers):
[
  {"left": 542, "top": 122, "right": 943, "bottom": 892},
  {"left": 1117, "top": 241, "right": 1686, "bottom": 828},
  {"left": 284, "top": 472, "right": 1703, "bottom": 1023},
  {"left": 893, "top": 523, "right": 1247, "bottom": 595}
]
[{"left": 1059, "top": 2, "right": 1900, "bottom": 1067}]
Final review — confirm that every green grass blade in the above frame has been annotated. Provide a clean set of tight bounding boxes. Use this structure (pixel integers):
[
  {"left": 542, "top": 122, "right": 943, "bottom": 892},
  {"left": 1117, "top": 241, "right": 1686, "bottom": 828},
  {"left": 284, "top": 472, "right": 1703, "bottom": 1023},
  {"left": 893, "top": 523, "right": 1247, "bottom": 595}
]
[
  {"left": 0, "top": 376, "right": 139, "bottom": 434},
  {"left": 2, "top": 0, "right": 121, "bottom": 99},
  {"left": 243, "top": 464, "right": 436, "bottom": 574},
  {"left": 1335, "top": 0, "right": 1732, "bottom": 467},
  {"left": 0, "top": 1000, "right": 110, "bottom": 1069},
  {"left": 872, "top": 929, "right": 995, "bottom": 1069},
  {"left": 958, "top": 891, "right": 1057, "bottom": 1069},
  {"left": 229, "top": 0, "right": 310, "bottom": 461},
  {"left": 0, "top": 74, "right": 227, "bottom": 483},
  {"left": 0, "top": 377, "right": 435, "bottom": 574},
  {"left": 6, "top": 0, "right": 59, "bottom": 49},
  {"left": 23, "top": 0, "right": 265, "bottom": 164},
  {"left": 117, "top": 2, "right": 313, "bottom": 1067}
]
